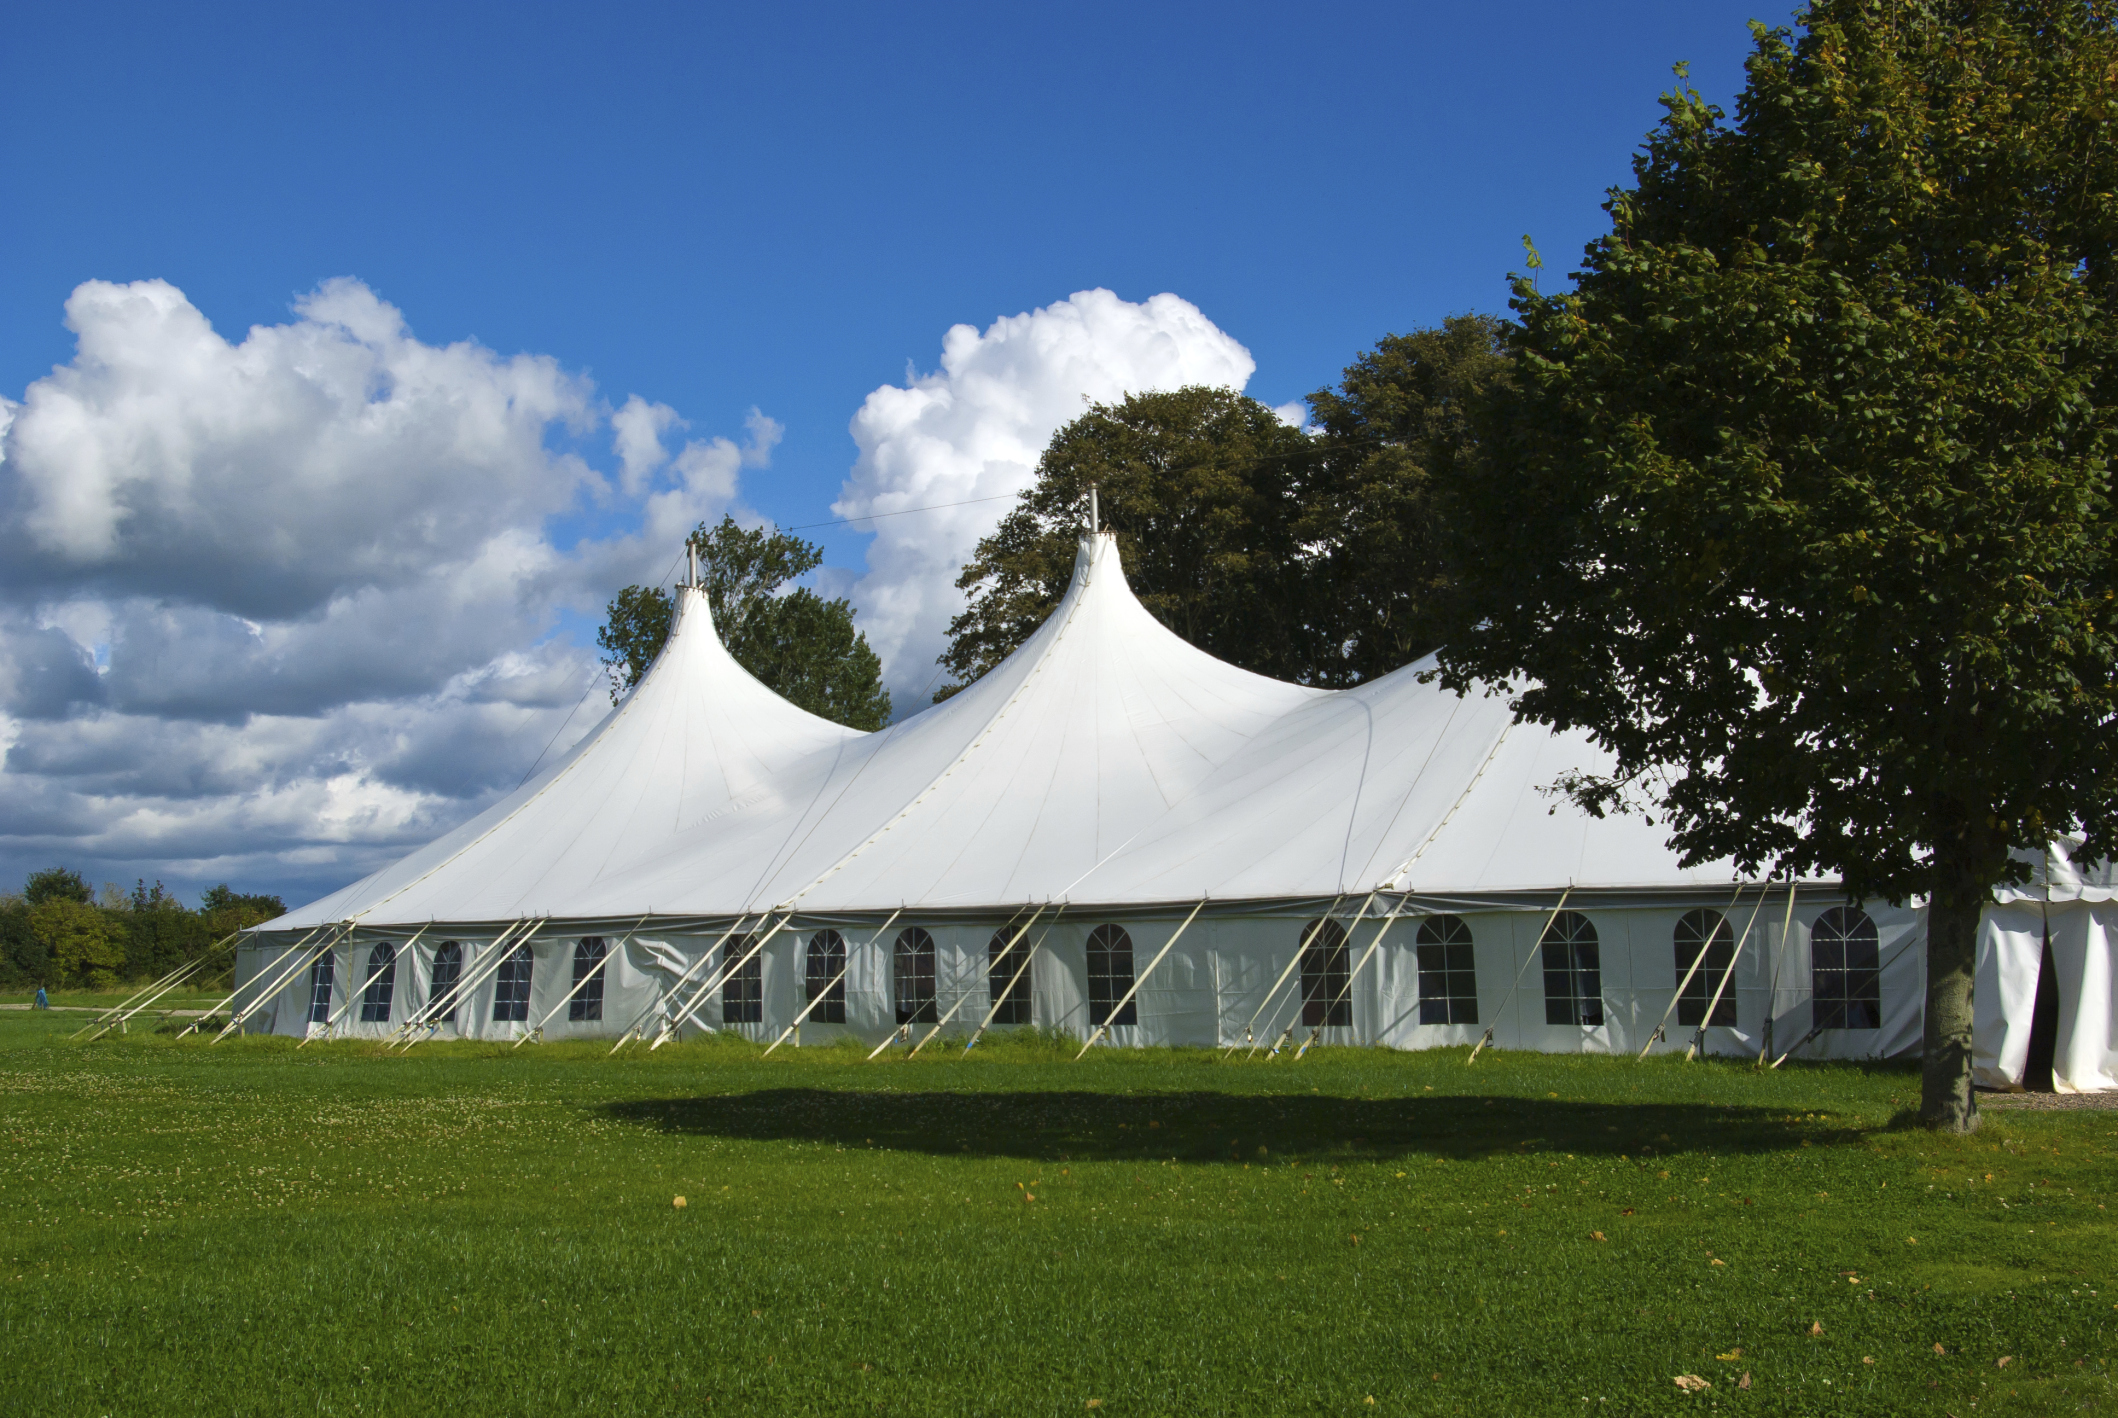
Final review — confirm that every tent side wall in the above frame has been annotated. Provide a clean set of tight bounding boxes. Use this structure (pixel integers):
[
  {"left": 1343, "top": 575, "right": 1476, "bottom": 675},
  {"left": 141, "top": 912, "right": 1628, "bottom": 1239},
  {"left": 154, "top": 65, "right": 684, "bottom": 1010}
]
[{"left": 235, "top": 894, "right": 1961, "bottom": 1068}]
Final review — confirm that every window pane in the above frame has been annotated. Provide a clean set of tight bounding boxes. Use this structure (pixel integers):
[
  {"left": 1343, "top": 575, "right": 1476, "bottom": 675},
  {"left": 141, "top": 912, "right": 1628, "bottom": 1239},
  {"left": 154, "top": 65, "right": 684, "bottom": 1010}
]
[
  {"left": 429, "top": 942, "right": 461, "bottom": 1025},
  {"left": 1086, "top": 925, "right": 1135, "bottom": 1027},
  {"left": 722, "top": 935, "right": 763, "bottom": 1024},
  {"left": 491, "top": 942, "right": 534, "bottom": 1023},
  {"left": 1540, "top": 911, "right": 1602, "bottom": 1026},
  {"left": 894, "top": 929, "right": 936, "bottom": 1025},
  {"left": 1415, "top": 915, "right": 1477, "bottom": 1025},
  {"left": 1299, "top": 919, "right": 1351, "bottom": 1028},
  {"left": 359, "top": 942, "right": 397, "bottom": 1023},
  {"left": 1673, "top": 909, "right": 1736, "bottom": 1028},
  {"left": 569, "top": 937, "right": 607, "bottom": 1022},
  {"left": 988, "top": 924, "right": 1033, "bottom": 1026},
  {"left": 1811, "top": 907, "right": 1880, "bottom": 1031},
  {"left": 307, "top": 952, "right": 335, "bottom": 1024},
  {"left": 806, "top": 930, "right": 847, "bottom": 1025}
]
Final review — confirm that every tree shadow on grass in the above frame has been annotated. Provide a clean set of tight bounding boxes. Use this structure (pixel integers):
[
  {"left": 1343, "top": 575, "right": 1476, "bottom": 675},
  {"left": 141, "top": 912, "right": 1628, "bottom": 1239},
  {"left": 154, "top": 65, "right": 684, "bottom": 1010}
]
[{"left": 601, "top": 1089, "right": 1862, "bottom": 1163}]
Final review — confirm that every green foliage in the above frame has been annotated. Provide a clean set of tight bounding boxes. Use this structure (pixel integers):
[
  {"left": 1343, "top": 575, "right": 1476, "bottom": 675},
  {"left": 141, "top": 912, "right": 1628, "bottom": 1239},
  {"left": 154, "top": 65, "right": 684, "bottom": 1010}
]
[
  {"left": 943, "top": 387, "right": 1324, "bottom": 696},
  {"left": 1431, "top": 2, "right": 2118, "bottom": 1127},
  {"left": 593, "top": 584, "right": 673, "bottom": 697},
  {"left": 23, "top": 867, "right": 90, "bottom": 907},
  {"left": 1302, "top": 314, "right": 1513, "bottom": 682},
  {"left": 2, "top": 1020, "right": 2109, "bottom": 1415},
  {"left": 598, "top": 516, "right": 891, "bottom": 730},
  {"left": 31, "top": 898, "right": 127, "bottom": 988},
  {"left": 943, "top": 341, "right": 1512, "bottom": 699}
]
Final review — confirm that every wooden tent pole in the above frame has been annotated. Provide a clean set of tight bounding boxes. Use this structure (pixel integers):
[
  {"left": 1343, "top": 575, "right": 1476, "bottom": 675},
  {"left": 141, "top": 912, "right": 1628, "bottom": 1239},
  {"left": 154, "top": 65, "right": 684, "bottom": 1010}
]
[
  {"left": 608, "top": 915, "right": 752, "bottom": 1055},
  {"left": 517, "top": 917, "right": 648, "bottom": 1047},
  {"left": 762, "top": 910, "right": 899, "bottom": 1058},
  {"left": 385, "top": 918, "right": 527, "bottom": 1046},
  {"left": 904, "top": 907, "right": 1045, "bottom": 1059},
  {"left": 1636, "top": 882, "right": 1747, "bottom": 1061},
  {"left": 1757, "top": 878, "right": 1800, "bottom": 1067},
  {"left": 1467, "top": 885, "right": 1574, "bottom": 1064},
  {"left": 1685, "top": 885, "right": 1771, "bottom": 1061},
  {"left": 303, "top": 925, "right": 430, "bottom": 1047},
  {"left": 84, "top": 933, "right": 243, "bottom": 1040},
  {"left": 1296, "top": 895, "right": 1413, "bottom": 1060},
  {"left": 964, "top": 907, "right": 1064, "bottom": 1055},
  {"left": 399, "top": 919, "right": 546, "bottom": 1050},
  {"left": 214, "top": 924, "right": 343, "bottom": 1042},
  {"left": 1074, "top": 899, "right": 1207, "bottom": 1060},
  {"left": 1225, "top": 896, "right": 1347, "bottom": 1060},
  {"left": 653, "top": 914, "right": 795, "bottom": 1049}
]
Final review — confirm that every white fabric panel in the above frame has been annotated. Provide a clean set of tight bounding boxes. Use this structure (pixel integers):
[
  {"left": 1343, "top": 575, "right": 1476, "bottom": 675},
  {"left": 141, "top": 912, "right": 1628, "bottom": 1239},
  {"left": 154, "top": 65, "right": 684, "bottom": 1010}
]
[
  {"left": 272, "top": 587, "right": 862, "bottom": 928},
  {"left": 1974, "top": 901, "right": 2044, "bottom": 1089},
  {"left": 2045, "top": 902, "right": 2118, "bottom": 1093}
]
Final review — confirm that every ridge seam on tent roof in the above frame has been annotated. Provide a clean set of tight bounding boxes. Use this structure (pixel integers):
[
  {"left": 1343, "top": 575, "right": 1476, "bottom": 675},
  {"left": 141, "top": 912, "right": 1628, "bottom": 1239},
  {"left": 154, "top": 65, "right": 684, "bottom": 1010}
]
[
  {"left": 1381, "top": 717, "right": 1513, "bottom": 894},
  {"left": 342, "top": 587, "right": 710, "bottom": 924},
  {"left": 766, "top": 534, "right": 1104, "bottom": 914}
]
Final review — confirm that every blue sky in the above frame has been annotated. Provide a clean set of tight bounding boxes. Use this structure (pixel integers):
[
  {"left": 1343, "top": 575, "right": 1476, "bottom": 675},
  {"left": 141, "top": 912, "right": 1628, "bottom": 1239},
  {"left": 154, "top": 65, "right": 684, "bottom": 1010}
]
[{"left": 0, "top": 0, "right": 1781, "bottom": 902}]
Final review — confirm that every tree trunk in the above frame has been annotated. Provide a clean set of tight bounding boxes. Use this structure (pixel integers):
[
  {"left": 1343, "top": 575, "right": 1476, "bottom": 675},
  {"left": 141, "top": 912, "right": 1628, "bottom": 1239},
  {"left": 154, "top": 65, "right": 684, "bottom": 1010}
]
[{"left": 1922, "top": 872, "right": 1983, "bottom": 1133}]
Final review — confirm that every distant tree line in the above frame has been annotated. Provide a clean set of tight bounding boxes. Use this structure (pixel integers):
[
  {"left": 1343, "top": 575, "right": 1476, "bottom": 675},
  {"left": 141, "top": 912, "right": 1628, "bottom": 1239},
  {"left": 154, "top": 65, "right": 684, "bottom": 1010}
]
[{"left": 0, "top": 869, "right": 284, "bottom": 990}]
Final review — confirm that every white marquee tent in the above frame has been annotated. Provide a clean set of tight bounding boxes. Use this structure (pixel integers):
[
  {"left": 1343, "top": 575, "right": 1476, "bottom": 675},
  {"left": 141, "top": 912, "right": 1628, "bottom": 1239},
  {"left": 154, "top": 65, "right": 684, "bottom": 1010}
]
[{"left": 233, "top": 531, "right": 2112, "bottom": 1090}]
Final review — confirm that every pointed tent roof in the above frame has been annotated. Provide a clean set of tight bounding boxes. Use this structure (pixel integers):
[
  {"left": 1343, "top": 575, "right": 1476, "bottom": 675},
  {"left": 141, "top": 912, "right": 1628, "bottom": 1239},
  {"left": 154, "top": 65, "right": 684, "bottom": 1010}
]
[
  {"left": 272, "top": 584, "right": 864, "bottom": 928},
  {"left": 573, "top": 531, "right": 1327, "bottom": 915}
]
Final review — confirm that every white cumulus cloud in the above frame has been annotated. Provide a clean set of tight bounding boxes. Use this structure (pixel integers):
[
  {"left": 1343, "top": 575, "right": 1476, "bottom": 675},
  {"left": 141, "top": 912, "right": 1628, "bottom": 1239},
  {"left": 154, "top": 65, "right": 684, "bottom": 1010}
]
[
  {"left": 0, "top": 277, "right": 766, "bottom": 904},
  {"left": 836, "top": 288, "right": 1256, "bottom": 699}
]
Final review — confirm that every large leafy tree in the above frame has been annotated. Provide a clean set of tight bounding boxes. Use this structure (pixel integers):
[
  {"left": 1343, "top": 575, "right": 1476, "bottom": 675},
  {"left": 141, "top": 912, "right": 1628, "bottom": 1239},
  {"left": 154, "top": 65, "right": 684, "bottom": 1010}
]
[
  {"left": 1434, "top": 1, "right": 2118, "bottom": 1131},
  {"left": 598, "top": 516, "right": 892, "bottom": 731},
  {"left": 942, "top": 387, "right": 1323, "bottom": 697},
  {"left": 1302, "top": 315, "right": 1513, "bottom": 682}
]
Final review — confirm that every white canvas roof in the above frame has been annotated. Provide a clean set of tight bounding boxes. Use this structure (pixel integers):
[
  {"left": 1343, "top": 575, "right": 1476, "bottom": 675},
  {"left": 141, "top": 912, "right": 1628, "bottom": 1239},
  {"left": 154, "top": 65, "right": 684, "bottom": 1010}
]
[
  {"left": 277, "top": 531, "right": 1734, "bottom": 928},
  {"left": 274, "top": 585, "right": 862, "bottom": 928}
]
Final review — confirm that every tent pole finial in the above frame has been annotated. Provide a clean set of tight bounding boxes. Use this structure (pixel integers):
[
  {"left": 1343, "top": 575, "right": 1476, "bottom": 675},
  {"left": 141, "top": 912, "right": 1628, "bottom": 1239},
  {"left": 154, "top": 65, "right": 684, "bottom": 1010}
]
[{"left": 1089, "top": 484, "right": 1098, "bottom": 534}]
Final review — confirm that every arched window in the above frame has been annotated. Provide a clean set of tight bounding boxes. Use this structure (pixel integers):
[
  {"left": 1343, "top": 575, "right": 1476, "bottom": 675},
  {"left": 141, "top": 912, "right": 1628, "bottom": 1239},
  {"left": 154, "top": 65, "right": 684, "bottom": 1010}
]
[
  {"left": 306, "top": 951, "right": 336, "bottom": 1024},
  {"left": 1540, "top": 911, "right": 1603, "bottom": 1026},
  {"left": 988, "top": 925, "right": 1033, "bottom": 1025},
  {"left": 1674, "top": 909, "right": 1736, "bottom": 1027},
  {"left": 1298, "top": 918, "right": 1351, "bottom": 1027},
  {"left": 359, "top": 941, "right": 397, "bottom": 1023},
  {"left": 1086, "top": 925, "right": 1136, "bottom": 1027},
  {"left": 806, "top": 930, "right": 847, "bottom": 1024},
  {"left": 491, "top": 939, "right": 534, "bottom": 1023},
  {"left": 1415, "top": 915, "right": 1478, "bottom": 1025},
  {"left": 894, "top": 928, "right": 937, "bottom": 1025},
  {"left": 1812, "top": 906, "right": 1881, "bottom": 1029},
  {"left": 428, "top": 942, "right": 462, "bottom": 1025},
  {"left": 569, "top": 937, "right": 608, "bottom": 1022},
  {"left": 722, "top": 935, "right": 763, "bottom": 1024}
]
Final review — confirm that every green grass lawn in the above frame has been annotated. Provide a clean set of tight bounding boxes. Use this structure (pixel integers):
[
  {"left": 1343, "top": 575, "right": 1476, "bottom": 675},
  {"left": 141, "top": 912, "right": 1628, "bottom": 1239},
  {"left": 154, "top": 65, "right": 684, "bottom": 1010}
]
[{"left": 0, "top": 1011, "right": 2109, "bottom": 1416}]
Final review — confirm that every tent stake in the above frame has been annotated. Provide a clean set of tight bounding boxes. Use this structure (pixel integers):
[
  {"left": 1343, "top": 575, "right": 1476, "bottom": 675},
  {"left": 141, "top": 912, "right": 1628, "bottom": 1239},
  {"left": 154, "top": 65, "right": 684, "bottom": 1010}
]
[
  {"left": 1075, "top": 899, "right": 1207, "bottom": 1060},
  {"left": 764, "top": 909, "right": 901, "bottom": 1057},
  {"left": 1636, "top": 882, "right": 1747, "bottom": 1061},
  {"left": 1757, "top": 878, "right": 1799, "bottom": 1068},
  {"left": 1685, "top": 885, "right": 1770, "bottom": 1061},
  {"left": 1468, "top": 885, "right": 1574, "bottom": 1064}
]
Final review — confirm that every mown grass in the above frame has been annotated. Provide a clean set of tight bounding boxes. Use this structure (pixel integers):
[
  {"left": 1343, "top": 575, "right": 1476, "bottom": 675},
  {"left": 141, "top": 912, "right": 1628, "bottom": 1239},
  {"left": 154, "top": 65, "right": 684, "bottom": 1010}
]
[{"left": 0, "top": 1011, "right": 2110, "bottom": 1416}]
